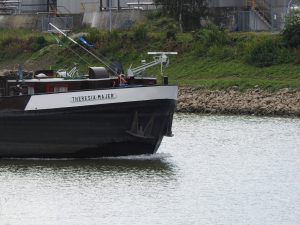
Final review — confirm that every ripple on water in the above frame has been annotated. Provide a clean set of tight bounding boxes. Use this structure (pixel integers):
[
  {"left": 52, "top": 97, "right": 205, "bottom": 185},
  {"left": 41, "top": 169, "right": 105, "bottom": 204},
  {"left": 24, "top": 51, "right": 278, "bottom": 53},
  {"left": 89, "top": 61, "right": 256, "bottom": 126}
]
[{"left": 0, "top": 114, "right": 299, "bottom": 225}]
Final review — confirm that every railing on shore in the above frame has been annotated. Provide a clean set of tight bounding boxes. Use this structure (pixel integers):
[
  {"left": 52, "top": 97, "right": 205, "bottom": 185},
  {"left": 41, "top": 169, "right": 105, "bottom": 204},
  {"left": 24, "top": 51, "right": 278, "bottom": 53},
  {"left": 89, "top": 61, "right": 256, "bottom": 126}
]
[{"left": 0, "top": 0, "right": 21, "bottom": 15}]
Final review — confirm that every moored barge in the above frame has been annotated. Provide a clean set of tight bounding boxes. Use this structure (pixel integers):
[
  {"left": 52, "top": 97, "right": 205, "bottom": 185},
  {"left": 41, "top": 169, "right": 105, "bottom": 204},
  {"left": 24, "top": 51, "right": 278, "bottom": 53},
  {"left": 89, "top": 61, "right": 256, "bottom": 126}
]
[{"left": 0, "top": 73, "right": 177, "bottom": 157}]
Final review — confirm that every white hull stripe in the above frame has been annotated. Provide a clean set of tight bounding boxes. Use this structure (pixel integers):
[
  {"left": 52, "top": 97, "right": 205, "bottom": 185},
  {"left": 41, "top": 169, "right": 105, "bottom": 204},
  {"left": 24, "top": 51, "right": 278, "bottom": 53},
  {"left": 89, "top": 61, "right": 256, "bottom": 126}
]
[{"left": 25, "top": 86, "right": 178, "bottom": 111}]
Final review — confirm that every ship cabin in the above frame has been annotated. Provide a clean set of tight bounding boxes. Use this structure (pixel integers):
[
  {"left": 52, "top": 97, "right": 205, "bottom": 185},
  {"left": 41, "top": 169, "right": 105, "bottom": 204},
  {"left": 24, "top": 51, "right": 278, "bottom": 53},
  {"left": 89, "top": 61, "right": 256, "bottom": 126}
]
[{"left": 0, "top": 67, "right": 157, "bottom": 97}]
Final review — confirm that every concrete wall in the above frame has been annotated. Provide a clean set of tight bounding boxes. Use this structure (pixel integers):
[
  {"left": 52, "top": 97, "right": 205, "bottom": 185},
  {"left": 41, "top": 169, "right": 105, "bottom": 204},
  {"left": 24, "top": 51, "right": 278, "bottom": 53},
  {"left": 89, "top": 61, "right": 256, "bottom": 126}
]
[
  {"left": 0, "top": 14, "right": 82, "bottom": 31},
  {"left": 0, "top": 14, "right": 41, "bottom": 29},
  {"left": 57, "top": 0, "right": 93, "bottom": 14},
  {"left": 0, "top": 11, "right": 143, "bottom": 31},
  {"left": 16, "top": 0, "right": 291, "bottom": 14},
  {"left": 209, "top": 0, "right": 248, "bottom": 8},
  {"left": 265, "top": 0, "right": 289, "bottom": 7},
  {"left": 57, "top": 0, "right": 154, "bottom": 14},
  {"left": 83, "top": 10, "right": 145, "bottom": 29}
]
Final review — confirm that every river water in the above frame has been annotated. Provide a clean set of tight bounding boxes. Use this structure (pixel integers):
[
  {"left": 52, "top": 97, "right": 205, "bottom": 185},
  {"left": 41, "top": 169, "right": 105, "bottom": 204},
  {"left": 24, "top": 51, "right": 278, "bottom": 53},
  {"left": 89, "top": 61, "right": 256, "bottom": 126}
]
[{"left": 0, "top": 114, "right": 299, "bottom": 225}]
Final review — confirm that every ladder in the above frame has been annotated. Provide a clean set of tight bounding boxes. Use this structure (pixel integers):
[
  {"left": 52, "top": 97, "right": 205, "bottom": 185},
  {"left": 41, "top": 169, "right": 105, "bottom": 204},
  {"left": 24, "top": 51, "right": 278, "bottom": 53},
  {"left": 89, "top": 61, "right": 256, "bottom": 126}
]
[{"left": 248, "top": 0, "right": 272, "bottom": 27}]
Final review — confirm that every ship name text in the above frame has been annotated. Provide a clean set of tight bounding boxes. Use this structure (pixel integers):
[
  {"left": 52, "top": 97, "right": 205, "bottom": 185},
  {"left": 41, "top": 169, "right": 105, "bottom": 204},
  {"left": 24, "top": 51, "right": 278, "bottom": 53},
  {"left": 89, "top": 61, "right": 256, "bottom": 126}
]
[{"left": 71, "top": 93, "right": 117, "bottom": 103}]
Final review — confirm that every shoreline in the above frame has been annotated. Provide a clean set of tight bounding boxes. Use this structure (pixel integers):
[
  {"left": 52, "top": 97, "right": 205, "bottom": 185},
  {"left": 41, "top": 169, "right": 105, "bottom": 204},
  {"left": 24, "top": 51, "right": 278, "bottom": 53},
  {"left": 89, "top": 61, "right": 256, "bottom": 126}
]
[{"left": 177, "top": 87, "right": 300, "bottom": 117}]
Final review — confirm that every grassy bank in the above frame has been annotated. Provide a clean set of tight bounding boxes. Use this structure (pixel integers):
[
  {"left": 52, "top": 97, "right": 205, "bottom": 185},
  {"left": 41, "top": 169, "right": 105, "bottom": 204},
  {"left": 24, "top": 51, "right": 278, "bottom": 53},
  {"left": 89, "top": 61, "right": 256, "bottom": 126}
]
[{"left": 0, "top": 16, "right": 299, "bottom": 90}]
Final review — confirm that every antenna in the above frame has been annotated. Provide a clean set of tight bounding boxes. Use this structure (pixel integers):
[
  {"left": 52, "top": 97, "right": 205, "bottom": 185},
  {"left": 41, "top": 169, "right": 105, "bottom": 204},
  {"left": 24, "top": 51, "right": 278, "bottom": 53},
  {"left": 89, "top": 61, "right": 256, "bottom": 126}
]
[
  {"left": 148, "top": 52, "right": 178, "bottom": 55},
  {"left": 149, "top": 52, "right": 178, "bottom": 76},
  {"left": 127, "top": 52, "right": 178, "bottom": 77}
]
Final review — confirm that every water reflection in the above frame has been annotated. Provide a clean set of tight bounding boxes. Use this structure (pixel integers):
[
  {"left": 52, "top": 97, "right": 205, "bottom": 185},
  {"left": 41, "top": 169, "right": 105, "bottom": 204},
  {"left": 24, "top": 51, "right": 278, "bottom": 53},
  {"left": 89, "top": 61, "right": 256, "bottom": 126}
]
[{"left": 0, "top": 154, "right": 176, "bottom": 180}]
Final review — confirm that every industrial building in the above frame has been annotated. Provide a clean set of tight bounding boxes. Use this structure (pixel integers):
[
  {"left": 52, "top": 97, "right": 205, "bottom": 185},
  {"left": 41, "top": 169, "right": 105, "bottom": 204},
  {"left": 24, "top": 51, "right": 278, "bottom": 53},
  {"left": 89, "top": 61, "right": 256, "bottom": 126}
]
[
  {"left": 209, "top": 0, "right": 294, "bottom": 31},
  {"left": 0, "top": 0, "right": 299, "bottom": 31},
  {"left": 0, "top": 0, "right": 154, "bottom": 14}
]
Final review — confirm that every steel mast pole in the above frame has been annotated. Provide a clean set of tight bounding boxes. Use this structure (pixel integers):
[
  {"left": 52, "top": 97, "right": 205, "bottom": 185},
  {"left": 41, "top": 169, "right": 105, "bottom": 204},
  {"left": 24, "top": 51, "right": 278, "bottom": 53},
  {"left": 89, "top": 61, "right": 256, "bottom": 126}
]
[{"left": 109, "top": 0, "right": 112, "bottom": 32}]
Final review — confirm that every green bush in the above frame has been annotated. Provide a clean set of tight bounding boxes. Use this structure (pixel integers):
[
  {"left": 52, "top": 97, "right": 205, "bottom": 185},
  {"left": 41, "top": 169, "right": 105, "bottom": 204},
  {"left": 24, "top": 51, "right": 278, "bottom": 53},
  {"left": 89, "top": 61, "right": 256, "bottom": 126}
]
[
  {"left": 193, "top": 25, "right": 230, "bottom": 46},
  {"left": 293, "top": 49, "right": 300, "bottom": 64},
  {"left": 86, "top": 28, "right": 100, "bottom": 44},
  {"left": 29, "top": 36, "right": 47, "bottom": 51},
  {"left": 193, "top": 25, "right": 233, "bottom": 58},
  {"left": 245, "top": 37, "right": 291, "bottom": 67},
  {"left": 166, "top": 30, "right": 177, "bottom": 40},
  {"left": 36, "top": 36, "right": 46, "bottom": 46},
  {"left": 2, "top": 40, "right": 25, "bottom": 59},
  {"left": 0, "top": 37, "right": 17, "bottom": 48},
  {"left": 109, "top": 30, "right": 120, "bottom": 40},
  {"left": 149, "top": 17, "right": 179, "bottom": 33},
  {"left": 146, "top": 10, "right": 162, "bottom": 20},
  {"left": 0, "top": 35, "right": 49, "bottom": 59},
  {"left": 282, "top": 9, "right": 300, "bottom": 48},
  {"left": 133, "top": 23, "right": 148, "bottom": 41}
]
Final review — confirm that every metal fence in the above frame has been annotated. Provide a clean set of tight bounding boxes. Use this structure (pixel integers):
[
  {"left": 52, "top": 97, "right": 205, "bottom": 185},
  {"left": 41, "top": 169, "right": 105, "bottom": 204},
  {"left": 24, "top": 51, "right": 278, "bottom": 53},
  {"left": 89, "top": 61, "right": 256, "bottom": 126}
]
[
  {"left": 41, "top": 16, "right": 73, "bottom": 32},
  {"left": 271, "top": 7, "right": 287, "bottom": 31}
]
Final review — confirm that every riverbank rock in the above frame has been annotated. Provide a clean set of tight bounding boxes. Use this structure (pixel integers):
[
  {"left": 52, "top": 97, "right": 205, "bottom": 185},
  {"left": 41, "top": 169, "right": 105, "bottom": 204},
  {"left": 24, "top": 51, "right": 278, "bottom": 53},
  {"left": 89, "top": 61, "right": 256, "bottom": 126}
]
[{"left": 177, "top": 87, "right": 300, "bottom": 116}]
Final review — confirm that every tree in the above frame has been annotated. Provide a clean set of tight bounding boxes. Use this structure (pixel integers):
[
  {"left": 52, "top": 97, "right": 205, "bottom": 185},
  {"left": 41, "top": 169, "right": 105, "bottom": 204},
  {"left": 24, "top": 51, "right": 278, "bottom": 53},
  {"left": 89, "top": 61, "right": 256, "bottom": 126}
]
[
  {"left": 283, "top": 9, "right": 300, "bottom": 48},
  {"left": 154, "top": 0, "right": 208, "bottom": 31}
]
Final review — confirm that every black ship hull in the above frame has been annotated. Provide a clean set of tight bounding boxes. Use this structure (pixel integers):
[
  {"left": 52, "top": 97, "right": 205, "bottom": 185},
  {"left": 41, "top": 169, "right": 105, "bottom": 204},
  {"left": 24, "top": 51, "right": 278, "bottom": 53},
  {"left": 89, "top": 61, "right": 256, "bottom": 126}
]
[{"left": 0, "top": 86, "right": 177, "bottom": 158}]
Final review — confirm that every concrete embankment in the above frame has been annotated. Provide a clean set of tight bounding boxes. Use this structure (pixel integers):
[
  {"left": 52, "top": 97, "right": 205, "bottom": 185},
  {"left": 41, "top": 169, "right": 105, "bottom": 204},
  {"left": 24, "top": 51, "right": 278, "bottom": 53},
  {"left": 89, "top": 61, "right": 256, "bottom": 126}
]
[{"left": 177, "top": 87, "right": 300, "bottom": 116}]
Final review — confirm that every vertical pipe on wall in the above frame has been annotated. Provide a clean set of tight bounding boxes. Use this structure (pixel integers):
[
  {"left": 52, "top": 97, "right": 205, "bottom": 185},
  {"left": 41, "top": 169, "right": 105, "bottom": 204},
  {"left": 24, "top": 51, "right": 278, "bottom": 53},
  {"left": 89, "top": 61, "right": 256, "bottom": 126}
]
[
  {"left": 118, "top": 0, "right": 121, "bottom": 10},
  {"left": 47, "top": 0, "right": 50, "bottom": 12},
  {"left": 109, "top": 0, "right": 112, "bottom": 31}
]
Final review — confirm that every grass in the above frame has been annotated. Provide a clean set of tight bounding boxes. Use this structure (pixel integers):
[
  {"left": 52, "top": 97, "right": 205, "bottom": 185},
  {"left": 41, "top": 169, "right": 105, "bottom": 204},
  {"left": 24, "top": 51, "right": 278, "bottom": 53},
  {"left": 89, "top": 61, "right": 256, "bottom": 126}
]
[
  {"left": 0, "top": 16, "right": 299, "bottom": 91},
  {"left": 148, "top": 55, "right": 300, "bottom": 90},
  {"left": 0, "top": 28, "right": 44, "bottom": 41}
]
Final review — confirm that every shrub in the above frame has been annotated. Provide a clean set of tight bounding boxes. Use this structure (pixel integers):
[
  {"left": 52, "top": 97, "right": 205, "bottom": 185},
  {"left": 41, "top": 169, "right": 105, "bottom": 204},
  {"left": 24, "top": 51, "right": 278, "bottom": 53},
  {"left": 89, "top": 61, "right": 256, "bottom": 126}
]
[
  {"left": 2, "top": 40, "right": 25, "bottom": 59},
  {"left": 193, "top": 25, "right": 232, "bottom": 58},
  {"left": 282, "top": 9, "right": 300, "bottom": 48},
  {"left": 166, "top": 30, "right": 177, "bottom": 40},
  {"left": 109, "top": 30, "right": 120, "bottom": 40},
  {"left": 133, "top": 23, "right": 148, "bottom": 41},
  {"left": 245, "top": 37, "right": 291, "bottom": 67},
  {"left": 36, "top": 36, "right": 46, "bottom": 46},
  {"left": 86, "top": 28, "right": 100, "bottom": 44},
  {"left": 29, "top": 36, "right": 47, "bottom": 51},
  {"left": 146, "top": 10, "right": 162, "bottom": 20},
  {"left": 293, "top": 49, "right": 300, "bottom": 64},
  {"left": 193, "top": 24, "right": 230, "bottom": 46},
  {"left": 151, "top": 17, "right": 179, "bottom": 33}
]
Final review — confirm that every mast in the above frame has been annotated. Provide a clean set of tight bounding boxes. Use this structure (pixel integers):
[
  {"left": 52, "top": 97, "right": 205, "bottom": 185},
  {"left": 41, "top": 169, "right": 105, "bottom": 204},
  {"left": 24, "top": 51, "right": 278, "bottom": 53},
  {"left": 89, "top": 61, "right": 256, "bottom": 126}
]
[{"left": 49, "top": 23, "right": 115, "bottom": 74}]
